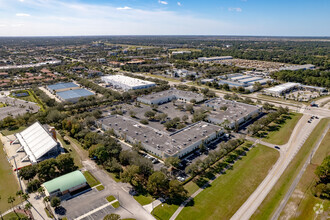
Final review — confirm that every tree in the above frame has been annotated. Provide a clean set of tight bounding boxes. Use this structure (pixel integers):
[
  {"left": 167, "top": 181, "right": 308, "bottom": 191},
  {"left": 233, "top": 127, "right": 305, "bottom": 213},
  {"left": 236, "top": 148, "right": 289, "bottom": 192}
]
[
  {"left": 19, "top": 165, "right": 37, "bottom": 181},
  {"left": 56, "top": 154, "right": 77, "bottom": 174},
  {"left": 7, "top": 196, "right": 15, "bottom": 209},
  {"left": 103, "top": 213, "right": 121, "bottom": 220},
  {"left": 16, "top": 190, "right": 23, "bottom": 203},
  {"left": 37, "top": 158, "right": 58, "bottom": 182},
  {"left": 120, "top": 165, "right": 140, "bottom": 187},
  {"left": 165, "top": 157, "right": 181, "bottom": 169},
  {"left": 168, "top": 180, "right": 188, "bottom": 203},
  {"left": 147, "top": 171, "right": 169, "bottom": 196},
  {"left": 50, "top": 196, "right": 61, "bottom": 208},
  {"left": 22, "top": 193, "right": 29, "bottom": 202},
  {"left": 182, "top": 115, "right": 189, "bottom": 123},
  {"left": 144, "top": 111, "right": 156, "bottom": 120},
  {"left": 24, "top": 202, "right": 32, "bottom": 214}
]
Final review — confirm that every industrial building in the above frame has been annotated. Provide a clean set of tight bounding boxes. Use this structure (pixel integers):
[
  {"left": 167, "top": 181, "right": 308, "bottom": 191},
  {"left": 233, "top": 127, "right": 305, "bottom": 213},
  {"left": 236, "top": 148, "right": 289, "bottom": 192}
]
[
  {"left": 56, "top": 88, "right": 95, "bottom": 103},
  {"left": 102, "top": 75, "right": 156, "bottom": 91},
  {"left": 137, "top": 88, "right": 205, "bottom": 105},
  {"left": 225, "top": 73, "right": 273, "bottom": 86},
  {"left": 42, "top": 170, "right": 88, "bottom": 198},
  {"left": 205, "top": 98, "right": 261, "bottom": 128},
  {"left": 198, "top": 56, "right": 233, "bottom": 62},
  {"left": 279, "top": 64, "right": 315, "bottom": 71},
  {"left": 263, "top": 82, "right": 301, "bottom": 97},
  {"left": 97, "top": 115, "right": 224, "bottom": 158},
  {"left": 13, "top": 121, "right": 60, "bottom": 164},
  {"left": 47, "top": 82, "right": 80, "bottom": 93}
]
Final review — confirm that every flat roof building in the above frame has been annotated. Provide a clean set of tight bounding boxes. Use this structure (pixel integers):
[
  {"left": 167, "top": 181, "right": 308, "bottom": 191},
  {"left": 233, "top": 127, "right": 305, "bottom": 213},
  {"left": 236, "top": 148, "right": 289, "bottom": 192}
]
[
  {"left": 47, "top": 82, "right": 80, "bottom": 93},
  {"left": 263, "top": 82, "right": 301, "bottom": 96},
  {"left": 137, "top": 88, "right": 205, "bottom": 105},
  {"left": 42, "top": 170, "right": 87, "bottom": 198},
  {"left": 205, "top": 98, "right": 261, "bottom": 128},
  {"left": 102, "top": 75, "right": 156, "bottom": 91},
  {"left": 97, "top": 115, "right": 223, "bottom": 158},
  {"left": 198, "top": 56, "right": 233, "bottom": 62},
  {"left": 14, "top": 122, "right": 60, "bottom": 164},
  {"left": 56, "top": 88, "right": 95, "bottom": 103}
]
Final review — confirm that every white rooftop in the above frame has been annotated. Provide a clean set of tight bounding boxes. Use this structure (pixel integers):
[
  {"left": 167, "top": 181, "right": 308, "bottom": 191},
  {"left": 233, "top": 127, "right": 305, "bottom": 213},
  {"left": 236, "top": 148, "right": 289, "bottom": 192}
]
[
  {"left": 264, "top": 82, "right": 301, "bottom": 93},
  {"left": 16, "top": 122, "right": 58, "bottom": 163},
  {"left": 102, "top": 75, "right": 155, "bottom": 87}
]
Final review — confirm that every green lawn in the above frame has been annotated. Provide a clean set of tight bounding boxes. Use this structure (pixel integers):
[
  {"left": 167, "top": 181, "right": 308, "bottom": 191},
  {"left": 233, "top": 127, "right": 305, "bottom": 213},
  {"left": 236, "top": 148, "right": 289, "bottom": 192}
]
[
  {"left": 176, "top": 145, "right": 279, "bottom": 220},
  {"left": 2, "top": 211, "right": 27, "bottom": 220},
  {"left": 112, "top": 201, "right": 120, "bottom": 208},
  {"left": 184, "top": 181, "right": 199, "bottom": 196},
  {"left": 0, "top": 142, "right": 20, "bottom": 213},
  {"left": 279, "top": 130, "right": 330, "bottom": 220},
  {"left": 106, "top": 171, "right": 121, "bottom": 182},
  {"left": 96, "top": 185, "right": 104, "bottom": 191},
  {"left": 134, "top": 194, "right": 154, "bottom": 206},
  {"left": 83, "top": 171, "right": 100, "bottom": 187},
  {"left": 263, "top": 113, "right": 303, "bottom": 145},
  {"left": 1, "top": 126, "right": 27, "bottom": 136},
  {"left": 252, "top": 118, "right": 330, "bottom": 220},
  {"left": 106, "top": 195, "right": 116, "bottom": 203},
  {"left": 152, "top": 203, "right": 179, "bottom": 220}
]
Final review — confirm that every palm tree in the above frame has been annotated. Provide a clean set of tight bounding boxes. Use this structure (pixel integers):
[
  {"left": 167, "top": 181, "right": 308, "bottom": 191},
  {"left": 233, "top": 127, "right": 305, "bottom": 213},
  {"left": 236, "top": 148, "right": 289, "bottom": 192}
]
[
  {"left": 7, "top": 196, "right": 16, "bottom": 211},
  {"left": 24, "top": 202, "right": 32, "bottom": 214},
  {"left": 16, "top": 190, "right": 23, "bottom": 205},
  {"left": 22, "top": 193, "right": 29, "bottom": 204}
]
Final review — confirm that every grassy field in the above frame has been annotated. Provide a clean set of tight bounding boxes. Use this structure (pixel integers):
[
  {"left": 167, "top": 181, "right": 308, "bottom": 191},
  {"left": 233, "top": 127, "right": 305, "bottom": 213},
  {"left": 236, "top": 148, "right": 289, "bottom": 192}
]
[
  {"left": 169, "top": 48, "right": 202, "bottom": 52},
  {"left": 57, "top": 134, "right": 82, "bottom": 168},
  {"left": 152, "top": 203, "right": 179, "bottom": 220},
  {"left": 279, "top": 130, "right": 330, "bottom": 220},
  {"left": 263, "top": 113, "right": 303, "bottom": 145},
  {"left": 3, "top": 211, "right": 27, "bottom": 220},
  {"left": 184, "top": 181, "right": 200, "bottom": 196},
  {"left": 146, "top": 74, "right": 180, "bottom": 82},
  {"left": 175, "top": 145, "right": 279, "bottom": 220},
  {"left": 83, "top": 171, "right": 100, "bottom": 187},
  {"left": 0, "top": 141, "right": 20, "bottom": 213},
  {"left": 252, "top": 118, "right": 330, "bottom": 220},
  {"left": 134, "top": 194, "right": 154, "bottom": 206},
  {"left": 1, "top": 126, "right": 26, "bottom": 136}
]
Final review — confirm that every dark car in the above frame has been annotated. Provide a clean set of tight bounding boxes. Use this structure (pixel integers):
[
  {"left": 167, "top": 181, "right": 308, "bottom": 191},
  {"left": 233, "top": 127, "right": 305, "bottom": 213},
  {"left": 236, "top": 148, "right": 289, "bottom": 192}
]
[{"left": 274, "top": 146, "right": 280, "bottom": 150}]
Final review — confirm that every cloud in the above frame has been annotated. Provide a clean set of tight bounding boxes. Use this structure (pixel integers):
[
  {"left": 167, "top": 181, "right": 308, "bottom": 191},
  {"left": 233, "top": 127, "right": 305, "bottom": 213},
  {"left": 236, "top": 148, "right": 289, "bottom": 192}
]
[
  {"left": 18, "top": 0, "right": 25, "bottom": 2},
  {"left": 177, "top": 2, "right": 182, "bottom": 6},
  {"left": 16, "top": 13, "right": 31, "bottom": 16},
  {"left": 158, "top": 0, "right": 168, "bottom": 5},
  {"left": 116, "top": 6, "right": 132, "bottom": 10},
  {"left": 228, "top": 7, "right": 242, "bottom": 12}
]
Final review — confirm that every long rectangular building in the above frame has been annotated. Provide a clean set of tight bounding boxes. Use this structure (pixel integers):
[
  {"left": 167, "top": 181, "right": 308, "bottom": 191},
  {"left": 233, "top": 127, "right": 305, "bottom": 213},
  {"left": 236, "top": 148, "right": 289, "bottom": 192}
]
[
  {"left": 102, "top": 75, "right": 156, "bottom": 91},
  {"left": 137, "top": 88, "right": 205, "bottom": 105},
  {"left": 97, "top": 115, "right": 223, "bottom": 158},
  {"left": 205, "top": 98, "right": 261, "bottom": 128}
]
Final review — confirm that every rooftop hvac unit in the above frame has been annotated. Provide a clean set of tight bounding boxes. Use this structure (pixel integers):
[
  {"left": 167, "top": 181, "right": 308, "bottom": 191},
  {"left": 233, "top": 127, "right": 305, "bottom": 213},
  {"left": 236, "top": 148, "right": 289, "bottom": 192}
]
[
  {"left": 145, "top": 140, "right": 148, "bottom": 143},
  {"left": 115, "top": 123, "right": 117, "bottom": 126}
]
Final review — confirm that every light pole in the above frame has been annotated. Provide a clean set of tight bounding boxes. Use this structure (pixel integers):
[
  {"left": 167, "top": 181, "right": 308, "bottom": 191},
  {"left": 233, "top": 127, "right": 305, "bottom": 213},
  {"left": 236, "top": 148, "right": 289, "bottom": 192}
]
[{"left": 8, "top": 155, "right": 23, "bottom": 191}]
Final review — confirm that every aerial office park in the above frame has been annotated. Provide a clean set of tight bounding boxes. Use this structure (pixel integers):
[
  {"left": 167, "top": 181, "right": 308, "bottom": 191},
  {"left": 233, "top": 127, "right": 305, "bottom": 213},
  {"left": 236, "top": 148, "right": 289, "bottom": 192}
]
[{"left": 0, "top": 37, "right": 328, "bottom": 220}]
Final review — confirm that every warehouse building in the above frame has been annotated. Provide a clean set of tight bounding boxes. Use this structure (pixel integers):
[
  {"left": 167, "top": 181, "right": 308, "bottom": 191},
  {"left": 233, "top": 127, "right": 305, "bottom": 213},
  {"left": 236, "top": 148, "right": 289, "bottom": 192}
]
[
  {"left": 263, "top": 82, "right": 301, "bottom": 97},
  {"left": 13, "top": 121, "right": 60, "bottom": 164},
  {"left": 47, "top": 82, "right": 80, "bottom": 94},
  {"left": 198, "top": 56, "right": 233, "bottom": 62},
  {"left": 56, "top": 88, "right": 95, "bottom": 103},
  {"left": 97, "top": 115, "right": 223, "bottom": 158},
  {"left": 137, "top": 88, "right": 205, "bottom": 105},
  {"left": 102, "top": 75, "right": 156, "bottom": 91},
  {"left": 205, "top": 98, "right": 261, "bottom": 128},
  {"left": 42, "top": 170, "right": 88, "bottom": 198}
]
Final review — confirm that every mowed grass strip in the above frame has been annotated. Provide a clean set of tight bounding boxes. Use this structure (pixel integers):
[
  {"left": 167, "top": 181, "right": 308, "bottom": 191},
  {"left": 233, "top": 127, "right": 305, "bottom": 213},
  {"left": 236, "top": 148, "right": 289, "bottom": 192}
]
[
  {"left": 106, "top": 195, "right": 116, "bottom": 203},
  {"left": 174, "top": 145, "right": 279, "bottom": 220},
  {"left": 263, "top": 113, "right": 303, "bottom": 145},
  {"left": 134, "top": 194, "right": 154, "bottom": 206},
  {"left": 279, "top": 130, "right": 330, "bottom": 220},
  {"left": 112, "top": 201, "right": 120, "bottom": 208},
  {"left": 152, "top": 203, "right": 179, "bottom": 220},
  {"left": 0, "top": 141, "right": 20, "bottom": 212},
  {"left": 252, "top": 118, "right": 330, "bottom": 220},
  {"left": 83, "top": 171, "right": 100, "bottom": 187}
]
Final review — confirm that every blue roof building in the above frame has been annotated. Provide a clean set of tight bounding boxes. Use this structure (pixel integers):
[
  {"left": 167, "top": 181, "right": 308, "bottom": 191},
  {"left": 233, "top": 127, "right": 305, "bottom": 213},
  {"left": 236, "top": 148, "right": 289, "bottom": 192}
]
[
  {"left": 57, "top": 89, "right": 94, "bottom": 103},
  {"left": 47, "top": 82, "right": 79, "bottom": 93}
]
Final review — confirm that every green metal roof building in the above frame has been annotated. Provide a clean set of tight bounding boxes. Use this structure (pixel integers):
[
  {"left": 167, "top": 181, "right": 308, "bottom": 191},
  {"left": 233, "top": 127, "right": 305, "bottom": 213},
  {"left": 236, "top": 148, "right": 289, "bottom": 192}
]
[{"left": 42, "top": 170, "right": 87, "bottom": 197}]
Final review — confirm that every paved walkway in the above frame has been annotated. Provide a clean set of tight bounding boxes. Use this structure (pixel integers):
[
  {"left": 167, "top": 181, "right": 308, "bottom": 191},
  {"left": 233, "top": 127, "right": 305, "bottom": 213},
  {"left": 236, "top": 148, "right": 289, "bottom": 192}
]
[{"left": 143, "top": 199, "right": 163, "bottom": 213}]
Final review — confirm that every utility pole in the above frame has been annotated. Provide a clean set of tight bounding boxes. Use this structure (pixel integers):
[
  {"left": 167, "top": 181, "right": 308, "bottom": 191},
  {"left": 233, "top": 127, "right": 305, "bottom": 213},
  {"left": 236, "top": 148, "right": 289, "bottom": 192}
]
[{"left": 9, "top": 155, "right": 23, "bottom": 191}]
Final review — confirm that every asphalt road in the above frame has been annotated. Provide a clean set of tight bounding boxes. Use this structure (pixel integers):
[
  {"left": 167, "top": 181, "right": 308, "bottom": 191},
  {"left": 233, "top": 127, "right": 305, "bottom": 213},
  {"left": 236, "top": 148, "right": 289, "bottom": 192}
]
[{"left": 230, "top": 113, "right": 321, "bottom": 220}]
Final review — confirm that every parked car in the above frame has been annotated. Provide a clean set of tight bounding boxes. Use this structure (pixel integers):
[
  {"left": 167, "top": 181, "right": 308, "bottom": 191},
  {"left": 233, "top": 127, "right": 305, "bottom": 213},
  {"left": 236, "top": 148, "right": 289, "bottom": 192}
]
[{"left": 274, "top": 146, "right": 280, "bottom": 150}]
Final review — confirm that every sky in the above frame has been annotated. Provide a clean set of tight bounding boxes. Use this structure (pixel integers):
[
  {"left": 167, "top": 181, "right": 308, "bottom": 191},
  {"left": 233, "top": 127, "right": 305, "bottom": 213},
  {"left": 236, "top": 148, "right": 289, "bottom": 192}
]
[{"left": 0, "top": 0, "right": 329, "bottom": 36}]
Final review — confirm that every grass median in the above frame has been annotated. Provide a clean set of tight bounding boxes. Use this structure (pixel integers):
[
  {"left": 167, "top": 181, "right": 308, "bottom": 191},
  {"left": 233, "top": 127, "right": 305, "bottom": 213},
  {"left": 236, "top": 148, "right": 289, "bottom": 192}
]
[
  {"left": 252, "top": 118, "right": 329, "bottom": 220},
  {"left": 279, "top": 130, "right": 330, "bottom": 220},
  {"left": 83, "top": 171, "right": 100, "bottom": 187}
]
